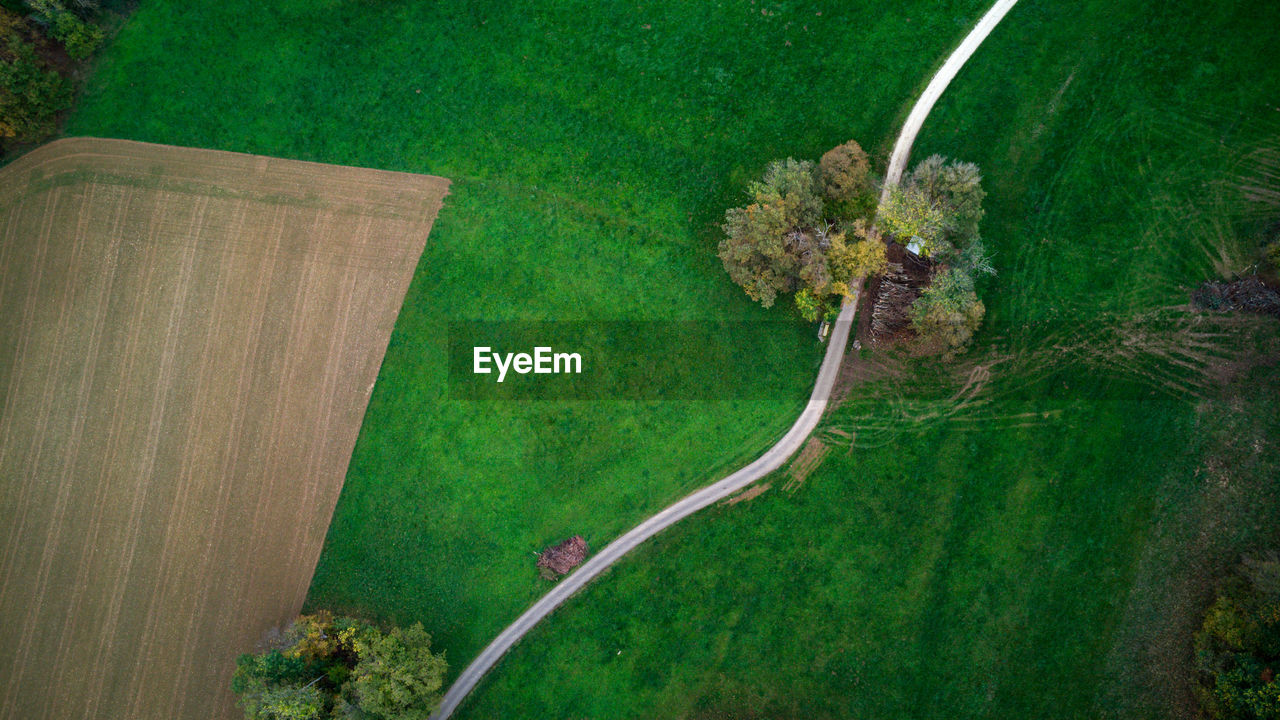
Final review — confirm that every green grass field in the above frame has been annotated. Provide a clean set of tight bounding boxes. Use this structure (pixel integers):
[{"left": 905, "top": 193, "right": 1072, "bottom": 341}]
[
  {"left": 449, "top": 1, "right": 1280, "bottom": 718},
  {"left": 66, "top": 0, "right": 996, "bottom": 673}
]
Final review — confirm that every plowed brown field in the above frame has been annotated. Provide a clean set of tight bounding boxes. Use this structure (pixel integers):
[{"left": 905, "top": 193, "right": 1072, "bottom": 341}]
[{"left": 0, "top": 138, "right": 448, "bottom": 720}]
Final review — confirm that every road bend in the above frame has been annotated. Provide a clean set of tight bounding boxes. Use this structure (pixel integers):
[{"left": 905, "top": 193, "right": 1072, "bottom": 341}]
[{"left": 432, "top": 1, "right": 1020, "bottom": 715}]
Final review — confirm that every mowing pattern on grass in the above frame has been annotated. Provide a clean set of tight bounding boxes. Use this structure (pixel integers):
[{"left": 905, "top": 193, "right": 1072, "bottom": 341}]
[
  {"left": 451, "top": 1, "right": 1280, "bottom": 718},
  {"left": 0, "top": 138, "right": 447, "bottom": 720}
]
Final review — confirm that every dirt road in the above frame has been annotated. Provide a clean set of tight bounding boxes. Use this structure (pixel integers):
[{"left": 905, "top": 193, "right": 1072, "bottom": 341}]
[{"left": 431, "top": 1, "right": 1020, "bottom": 716}]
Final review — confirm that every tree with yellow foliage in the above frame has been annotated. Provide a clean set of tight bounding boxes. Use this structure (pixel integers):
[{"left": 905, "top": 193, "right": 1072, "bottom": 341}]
[
  {"left": 719, "top": 141, "right": 885, "bottom": 321},
  {"left": 231, "top": 612, "right": 447, "bottom": 720}
]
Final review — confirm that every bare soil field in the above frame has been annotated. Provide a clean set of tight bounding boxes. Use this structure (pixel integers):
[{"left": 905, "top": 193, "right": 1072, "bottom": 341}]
[{"left": 0, "top": 138, "right": 448, "bottom": 720}]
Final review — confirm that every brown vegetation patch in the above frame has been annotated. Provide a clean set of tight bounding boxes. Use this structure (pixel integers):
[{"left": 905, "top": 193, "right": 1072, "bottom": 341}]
[
  {"left": 724, "top": 483, "right": 771, "bottom": 506},
  {"left": 783, "top": 438, "right": 829, "bottom": 493},
  {"left": 1191, "top": 275, "right": 1280, "bottom": 318},
  {"left": 0, "top": 138, "right": 448, "bottom": 720},
  {"left": 829, "top": 344, "right": 907, "bottom": 410},
  {"left": 866, "top": 241, "right": 932, "bottom": 345},
  {"left": 538, "top": 536, "right": 589, "bottom": 579},
  {"left": 1071, "top": 309, "right": 1262, "bottom": 402}
]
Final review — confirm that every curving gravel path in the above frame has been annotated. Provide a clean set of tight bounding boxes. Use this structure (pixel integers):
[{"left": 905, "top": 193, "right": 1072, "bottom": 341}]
[
  {"left": 431, "top": 1, "right": 1020, "bottom": 716},
  {"left": 881, "top": 0, "right": 1020, "bottom": 194}
]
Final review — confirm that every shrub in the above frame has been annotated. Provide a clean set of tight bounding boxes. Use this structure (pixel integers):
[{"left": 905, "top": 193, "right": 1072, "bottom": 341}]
[
  {"left": 907, "top": 154, "right": 985, "bottom": 247},
  {"left": 819, "top": 139, "right": 874, "bottom": 220},
  {"left": 878, "top": 184, "right": 950, "bottom": 256},
  {"left": 23, "top": 0, "right": 102, "bottom": 59},
  {"left": 1194, "top": 552, "right": 1280, "bottom": 720},
  {"left": 719, "top": 158, "right": 822, "bottom": 308},
  {"left": 720, "top": 143, "right": 892, "bottom": 319},
  {"left": 349, "top": 622, "right": 448, "bottom": 720},
  {"left": 231, "top": 613, "right": 448, "bottom": 720},
  {"left": 911, "top": 267, "right": 986, "bottom": 356},
  {"left": 954, "top": 238, "right": 996, "bottom": 278},
  {"left": 829, "top": 220, "right": 888, "bottom": 286},
  {"left": 0, "top": 39, "right": 72, "bottom": 140},
  {"left": 880, "top": 155, "right": 987, "bottom": 259},
  {"left": 49, "top": 9, "right": 102, "bottom": 59},
  {"left": 1265, "top": 240, "right": 1280, "bottom": 272},
  {"left": 793, "top": 287, "right": 825, "bottom": 323},
  {"left": 232, "top": 654, "right": 327, "bottom": 720}
]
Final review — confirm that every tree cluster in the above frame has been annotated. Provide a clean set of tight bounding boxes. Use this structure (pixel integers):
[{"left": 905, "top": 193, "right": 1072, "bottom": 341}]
[
  {"left": 1, "top": 0, "right": 103, "bottom": 147},
  {"left": 879, "top": 155, "right": 985, "bottom": 258},
  {"left": 879, "top": 155, "right": 994, "bottom": 356},
  {"left": 719, "top": 140, "right": 887, "bottom": 322},
  {"left": 1194, "top": 553, "right": 1280, "bottom": 720},
  {"left": 232, "top": 612, "right": 448, "bottom": 720}
]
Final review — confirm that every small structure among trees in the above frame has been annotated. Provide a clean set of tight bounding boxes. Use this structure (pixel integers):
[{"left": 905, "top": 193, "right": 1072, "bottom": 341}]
[
  {"left": 876, "top": 154, "right": 995, "bottom": 357},
  {"left": 537, "top": 535, "right": 588, "bottom": 579},
  {"left": 718, "top": 142, "right": 995, "bottom": 357}
]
